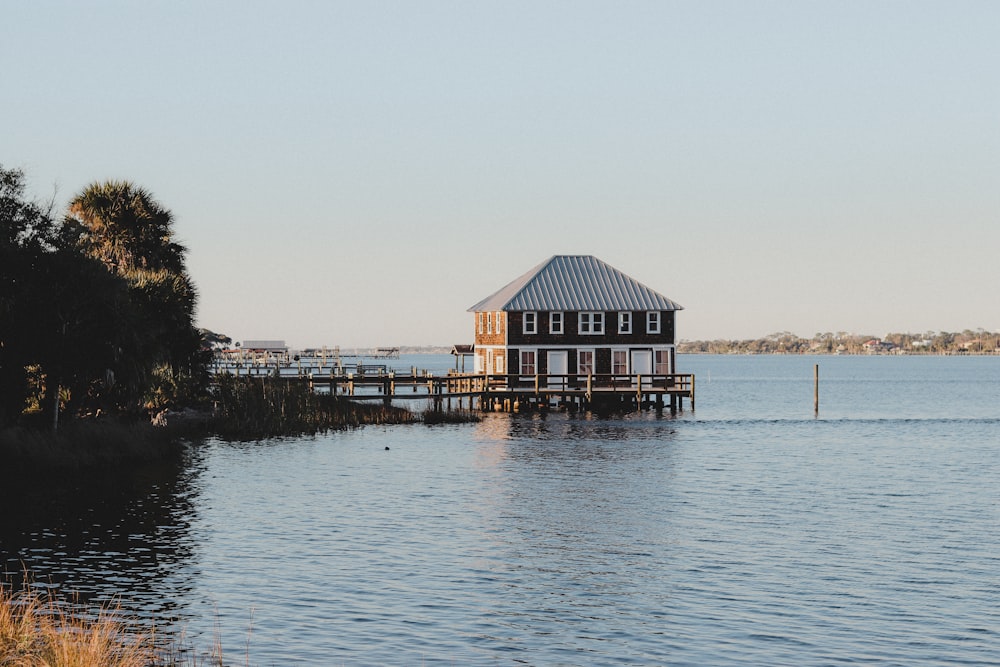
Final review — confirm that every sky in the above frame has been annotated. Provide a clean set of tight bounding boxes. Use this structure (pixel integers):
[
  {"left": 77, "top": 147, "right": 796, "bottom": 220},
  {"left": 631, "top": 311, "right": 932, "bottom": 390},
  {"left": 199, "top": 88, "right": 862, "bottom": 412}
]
[{"left": 4, "top": 1, "right": 998, "bottom": 348}]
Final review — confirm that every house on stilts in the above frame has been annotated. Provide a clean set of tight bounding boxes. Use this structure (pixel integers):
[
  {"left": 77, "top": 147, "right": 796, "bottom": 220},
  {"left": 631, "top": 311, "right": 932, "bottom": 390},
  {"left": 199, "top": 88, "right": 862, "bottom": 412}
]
[{"left": 467, "top": 255, "right": 692, "bottom": 411}]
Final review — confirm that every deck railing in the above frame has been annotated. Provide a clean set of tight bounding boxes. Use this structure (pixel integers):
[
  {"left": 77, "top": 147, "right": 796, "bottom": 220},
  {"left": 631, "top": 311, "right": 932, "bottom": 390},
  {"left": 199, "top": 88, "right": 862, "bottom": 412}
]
[{"left": 209, "top": 369, "right": 693, "bottom": 401}]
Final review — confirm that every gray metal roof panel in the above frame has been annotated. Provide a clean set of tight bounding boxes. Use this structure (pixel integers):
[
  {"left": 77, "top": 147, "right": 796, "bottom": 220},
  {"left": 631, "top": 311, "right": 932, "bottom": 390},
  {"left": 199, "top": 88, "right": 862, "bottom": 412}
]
[{"left": 467, "top": 255, "right": 683, "bottom": 312}]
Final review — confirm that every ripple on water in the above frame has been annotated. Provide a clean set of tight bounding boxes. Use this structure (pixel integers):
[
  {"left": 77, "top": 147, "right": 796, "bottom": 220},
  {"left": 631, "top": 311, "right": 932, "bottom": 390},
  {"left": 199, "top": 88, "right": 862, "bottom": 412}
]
[{"left": 3, "top": 358, "right": 1000, "bottom": 665}]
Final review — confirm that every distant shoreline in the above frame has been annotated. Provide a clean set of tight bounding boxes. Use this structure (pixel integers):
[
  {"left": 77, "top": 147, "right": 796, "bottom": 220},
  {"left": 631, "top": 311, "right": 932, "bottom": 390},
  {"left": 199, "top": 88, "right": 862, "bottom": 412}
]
[{"left": 677, "top": 330, "right": 999, "bottom": 356}]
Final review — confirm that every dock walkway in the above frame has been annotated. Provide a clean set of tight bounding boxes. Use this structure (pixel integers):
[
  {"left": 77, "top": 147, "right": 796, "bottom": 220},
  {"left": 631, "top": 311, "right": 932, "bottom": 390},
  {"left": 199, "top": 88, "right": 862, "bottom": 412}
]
[{"left": 214, "top": 368, "right": 695, "bottom": 413}]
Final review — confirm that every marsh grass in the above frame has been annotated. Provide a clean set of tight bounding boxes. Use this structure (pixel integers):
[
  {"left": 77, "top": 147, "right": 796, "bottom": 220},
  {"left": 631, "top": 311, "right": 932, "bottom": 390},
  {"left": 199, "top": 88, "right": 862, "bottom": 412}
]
[
  {"left": 0, "top": 585, "right": 255, "bottom": 667},
  {"left": 0, "top": 585, "right": 158, "bottom": 667},
  {"left": 420, "top": 408, "right": 482, "bottom": 425},
  {"left": 211, "top": 375, "right": 418, "bottom": 439}
]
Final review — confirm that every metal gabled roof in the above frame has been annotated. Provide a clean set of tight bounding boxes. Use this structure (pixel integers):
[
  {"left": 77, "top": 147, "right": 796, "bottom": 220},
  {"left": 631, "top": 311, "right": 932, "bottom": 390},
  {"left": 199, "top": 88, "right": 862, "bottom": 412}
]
[{"left": 467, "top": 255, "right": 683, "bottom": 312}]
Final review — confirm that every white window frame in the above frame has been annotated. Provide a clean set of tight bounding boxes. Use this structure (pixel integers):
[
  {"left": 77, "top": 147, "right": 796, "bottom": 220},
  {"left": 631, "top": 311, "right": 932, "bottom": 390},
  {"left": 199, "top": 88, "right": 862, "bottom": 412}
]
[
  {"left": 496, "top": 312, "right": 502, "bottom": 335},
  {"left": 577, "top": 349, "right": 595, "bottom": 376},
  {"left": 487, "top": 312, "right": 493, "bottom": 335},
  {"left": 579, "top": 311, "right": 605, "bottom": 335},
  {"left": 519, "top": 349, "right": 537, "bottom": 375},
  {"left": 478, "top": 312, "right": 484, "bottom": 335},
  {"left": 611, "top": 348, "right": 628, "bottom": 376},
  {"left": 495, "top": 353, "right": 505, "bottom": 374},
  {"left": 647, "top": 311, "right": 661, "bottom": 334},
  {"left": 523, "top": 311, "right": 537, "bottom": 335},
  {"left": 550, "top": 311, "right": 564, "bottom": 334},
  {"left": 618, "top": 312, "right": 632, "bottom": 334},
  {"left": 654, "top": 349, "right": 671, "bottom": 374}
]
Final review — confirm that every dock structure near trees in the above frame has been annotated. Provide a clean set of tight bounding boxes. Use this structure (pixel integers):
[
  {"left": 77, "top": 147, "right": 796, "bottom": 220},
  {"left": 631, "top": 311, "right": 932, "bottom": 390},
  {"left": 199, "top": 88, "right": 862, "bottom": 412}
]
[{"left": 227, "top": 369, "right": 695, "bottom": 413}]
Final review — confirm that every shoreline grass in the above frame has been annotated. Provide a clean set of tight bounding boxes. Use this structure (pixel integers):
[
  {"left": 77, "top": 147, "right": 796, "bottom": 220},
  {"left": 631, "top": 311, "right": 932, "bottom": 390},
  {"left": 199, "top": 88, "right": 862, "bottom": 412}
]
[
  {"left": 209, "top": 374, "right": 419, "bottom": 438},
  {"left": 0, "top": 584, "right": 252, "bottom": 667},
  {"left": 0, "top": 585, "right": 160, "bottom": 667}
]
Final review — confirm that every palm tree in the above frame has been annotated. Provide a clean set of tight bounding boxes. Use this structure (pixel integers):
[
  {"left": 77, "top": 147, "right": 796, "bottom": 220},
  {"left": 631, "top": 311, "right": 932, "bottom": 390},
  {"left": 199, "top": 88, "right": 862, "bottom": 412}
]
[
  {"left": 65, "top": 180, "right": 205, "bottom": 411},
  {"left": 67, "top": 180, "right": 186, "bottom": 276}
]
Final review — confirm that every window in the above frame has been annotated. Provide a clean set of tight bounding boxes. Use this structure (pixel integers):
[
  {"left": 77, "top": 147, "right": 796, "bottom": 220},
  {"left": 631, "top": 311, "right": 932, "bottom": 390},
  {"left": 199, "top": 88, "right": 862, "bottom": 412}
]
[
  {"left": 550, "top": 311, "right": 564, "bottom": 334},
  {"left": 654, "top": 349, "right": 670, "bottom": 374},
  {"left": 487, "top": 312, "right": 493, "bottom": 335},
  {"left": 523, "top": 312, "right": 537, "bottom": 334},
  {"left": 519, "top": 350, "right": 536, "bottom": 375},
  {"left": 579, "top": 311, "right": 605, "bottom": 335},
  {"left": 578, "top": 349, "right": 594, "bottom": 375},
  {"left": 496, "top": 312, "right": 502, "bottom": 334},
  {"left": 478, "top": 312, "right": 484, "bottom": 335},
  {"left": 495, "top": 354, "right": 505, "bottom": 374},
  {"left": 618, "top": 312, "right": 632, "bottom": 334},
  {"left": 647, "top": 311, "right": 661, "bottom": 334},
  {"left": 612, "top": 350, "right": 627, "bottom": 375}
]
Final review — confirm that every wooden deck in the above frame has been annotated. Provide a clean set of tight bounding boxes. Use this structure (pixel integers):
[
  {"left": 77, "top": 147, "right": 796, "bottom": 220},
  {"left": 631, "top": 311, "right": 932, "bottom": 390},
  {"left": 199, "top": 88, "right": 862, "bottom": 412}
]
[{"left": 216, "top": 370, "right": 695, "bottom": 412}]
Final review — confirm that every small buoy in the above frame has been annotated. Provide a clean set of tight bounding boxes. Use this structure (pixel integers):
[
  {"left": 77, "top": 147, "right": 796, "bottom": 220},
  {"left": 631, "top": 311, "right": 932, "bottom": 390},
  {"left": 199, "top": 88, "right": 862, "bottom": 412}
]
[{"left": 385, "top": 446, "right": 390, "bottom": 450}]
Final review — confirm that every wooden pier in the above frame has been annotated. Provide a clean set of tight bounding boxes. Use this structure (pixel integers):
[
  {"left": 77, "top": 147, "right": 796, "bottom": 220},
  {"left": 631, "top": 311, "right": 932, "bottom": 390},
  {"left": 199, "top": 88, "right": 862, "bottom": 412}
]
[{"left": 217, "top": 369, "right": 695, "bottom": 413}]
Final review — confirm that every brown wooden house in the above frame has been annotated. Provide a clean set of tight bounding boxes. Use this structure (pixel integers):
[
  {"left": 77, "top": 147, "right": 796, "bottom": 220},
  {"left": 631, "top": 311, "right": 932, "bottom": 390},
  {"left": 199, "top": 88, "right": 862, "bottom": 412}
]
[{"left": 467, "top": 256, "right": 683, "bottom": 383}]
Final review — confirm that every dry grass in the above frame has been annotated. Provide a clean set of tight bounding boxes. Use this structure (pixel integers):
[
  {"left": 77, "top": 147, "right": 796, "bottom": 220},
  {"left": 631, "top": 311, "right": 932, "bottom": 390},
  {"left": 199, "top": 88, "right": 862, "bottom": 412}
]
[
  {"left": 0, "top": 585, "right": 253, "bottom": 667},
  {"left": 0, "top": 585, "right": 157, "bottom": 667}
]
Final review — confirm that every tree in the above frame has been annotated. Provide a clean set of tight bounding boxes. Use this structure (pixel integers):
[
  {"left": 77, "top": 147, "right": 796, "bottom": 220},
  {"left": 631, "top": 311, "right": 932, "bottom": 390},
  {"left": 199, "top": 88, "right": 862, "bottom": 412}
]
[
  {"left": 67, "top": 181, "right": 186, "bottom": 275},
  {"left": 1, "top": 170, "right": 210, "bottom": 428},
  {"left": 0, "top": 166, "right": 59, "bottom": 425},
  {"left": 65, "top": 180, "right": 205, "bottom": 411}
]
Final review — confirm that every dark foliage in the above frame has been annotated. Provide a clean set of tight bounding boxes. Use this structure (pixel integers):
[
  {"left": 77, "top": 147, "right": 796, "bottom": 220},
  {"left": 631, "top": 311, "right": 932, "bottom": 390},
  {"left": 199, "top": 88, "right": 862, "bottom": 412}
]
[{"left": 0, "top": 167, "right": 208, "bottom": 429}]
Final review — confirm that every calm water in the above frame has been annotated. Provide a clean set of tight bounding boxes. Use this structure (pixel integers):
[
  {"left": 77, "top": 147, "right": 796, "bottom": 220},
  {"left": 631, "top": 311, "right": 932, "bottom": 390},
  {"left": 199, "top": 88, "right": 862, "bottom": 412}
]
[{"left": 3, "top": 354, "right": 999, "bottom": 666}]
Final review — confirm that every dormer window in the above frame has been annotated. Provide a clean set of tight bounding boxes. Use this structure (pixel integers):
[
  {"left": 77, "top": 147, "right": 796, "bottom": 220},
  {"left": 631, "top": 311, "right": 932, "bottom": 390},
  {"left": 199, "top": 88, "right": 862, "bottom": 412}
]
[
  {"left": 523, "top": 312, "right": 537, "bottom": 334},
  {"left": 618, "top": 312, "right": 632, "bottom": 334}
]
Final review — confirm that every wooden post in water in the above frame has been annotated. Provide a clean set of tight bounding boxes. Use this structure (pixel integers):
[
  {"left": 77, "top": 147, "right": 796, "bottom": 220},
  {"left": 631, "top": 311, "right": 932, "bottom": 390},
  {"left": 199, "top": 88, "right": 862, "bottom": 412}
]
[{"left": 814, "top": 364, "right": 819, "bottom": 414}]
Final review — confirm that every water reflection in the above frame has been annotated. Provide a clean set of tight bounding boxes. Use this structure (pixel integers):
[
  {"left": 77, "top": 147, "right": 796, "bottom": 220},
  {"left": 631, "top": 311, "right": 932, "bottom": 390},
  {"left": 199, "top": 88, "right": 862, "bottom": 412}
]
[
  {"left": 0, "top": 443, "right": 204, "bottom": 623},
  {"left": 475, "top": 410, "right": 680, "bottom": 459}
]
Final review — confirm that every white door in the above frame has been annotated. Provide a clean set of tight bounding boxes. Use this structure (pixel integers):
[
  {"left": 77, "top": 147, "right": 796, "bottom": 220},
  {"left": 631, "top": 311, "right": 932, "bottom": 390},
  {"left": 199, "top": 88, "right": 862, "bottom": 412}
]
[
  {"left": 630, "top": 350, "right": 653, "bottom": 388},
  {"left": 547, "top": 351, "right": 568, "bottom": 389}
]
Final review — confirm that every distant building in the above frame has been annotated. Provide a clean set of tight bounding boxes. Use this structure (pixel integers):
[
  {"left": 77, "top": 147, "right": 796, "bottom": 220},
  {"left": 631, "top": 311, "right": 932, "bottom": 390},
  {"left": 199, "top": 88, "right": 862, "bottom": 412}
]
[
  {"left": 467, "top": 255, "right": 683, "bottom": 379},
  {"left": 862, "top": 339, "right": 895, "bottom": 354},
  {"left": 241, "top": 340, "right": 288, "bottom": 352}
]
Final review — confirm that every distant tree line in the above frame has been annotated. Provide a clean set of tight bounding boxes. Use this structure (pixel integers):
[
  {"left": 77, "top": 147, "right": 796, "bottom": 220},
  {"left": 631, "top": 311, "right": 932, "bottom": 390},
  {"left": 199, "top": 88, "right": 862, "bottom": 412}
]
[
  {"left": 0, "top": 165, "right": 208, "bottom": 430},
  {"left": 678, "top": 330, "right": 1000, "bottom": 355}
]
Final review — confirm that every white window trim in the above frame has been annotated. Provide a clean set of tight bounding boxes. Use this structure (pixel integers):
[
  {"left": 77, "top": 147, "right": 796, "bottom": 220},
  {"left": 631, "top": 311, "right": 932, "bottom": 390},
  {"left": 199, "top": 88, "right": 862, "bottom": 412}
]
[
  {"left": 647, "top": 311, "right": 661, "bottom": 334},
  {"left": 654, "top": 347, "right": 672, "bottom": 374},
  {"left": 523, "top": 311, "right": 537, "bottom": 335},
  {"left": 519, "top": 349, "right": 537, "bottom": 376},
  {"left": 550, "top": 311, "right": 564, "bottom": 334},
  {"left": 579, "top": 311, "right": 605, "bottom": 335},
  {"left": 487, "top": 312, "right": 493, "bottom": 335},
  {"left": 618, "top": 312, "right": 632, "bottom": 334},
  {"left": 577, "top": 348, "right": 595, "bottom": 376},
  {"left": 611, "top": 348, "right": 629, "bottom": 376},
  {"left": 478, "top": 312, "right": 484, "bottom": 335}
]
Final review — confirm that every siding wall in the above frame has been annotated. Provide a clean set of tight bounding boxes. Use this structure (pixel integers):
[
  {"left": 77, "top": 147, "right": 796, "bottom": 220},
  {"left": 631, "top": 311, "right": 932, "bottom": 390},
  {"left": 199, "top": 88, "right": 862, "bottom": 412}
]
[
  {"left": 506, "top": 310, "right": 675, "bottom": 346},
  {"left": 474, "top": 310, "right": 676, "bottom": 376}
]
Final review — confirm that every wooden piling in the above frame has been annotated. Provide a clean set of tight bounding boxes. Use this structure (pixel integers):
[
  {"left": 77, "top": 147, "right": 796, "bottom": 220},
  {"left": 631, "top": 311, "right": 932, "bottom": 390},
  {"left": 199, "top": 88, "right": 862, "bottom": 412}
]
[{"left": 814, "top": 363, "right": 819, "bottom": 414}]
